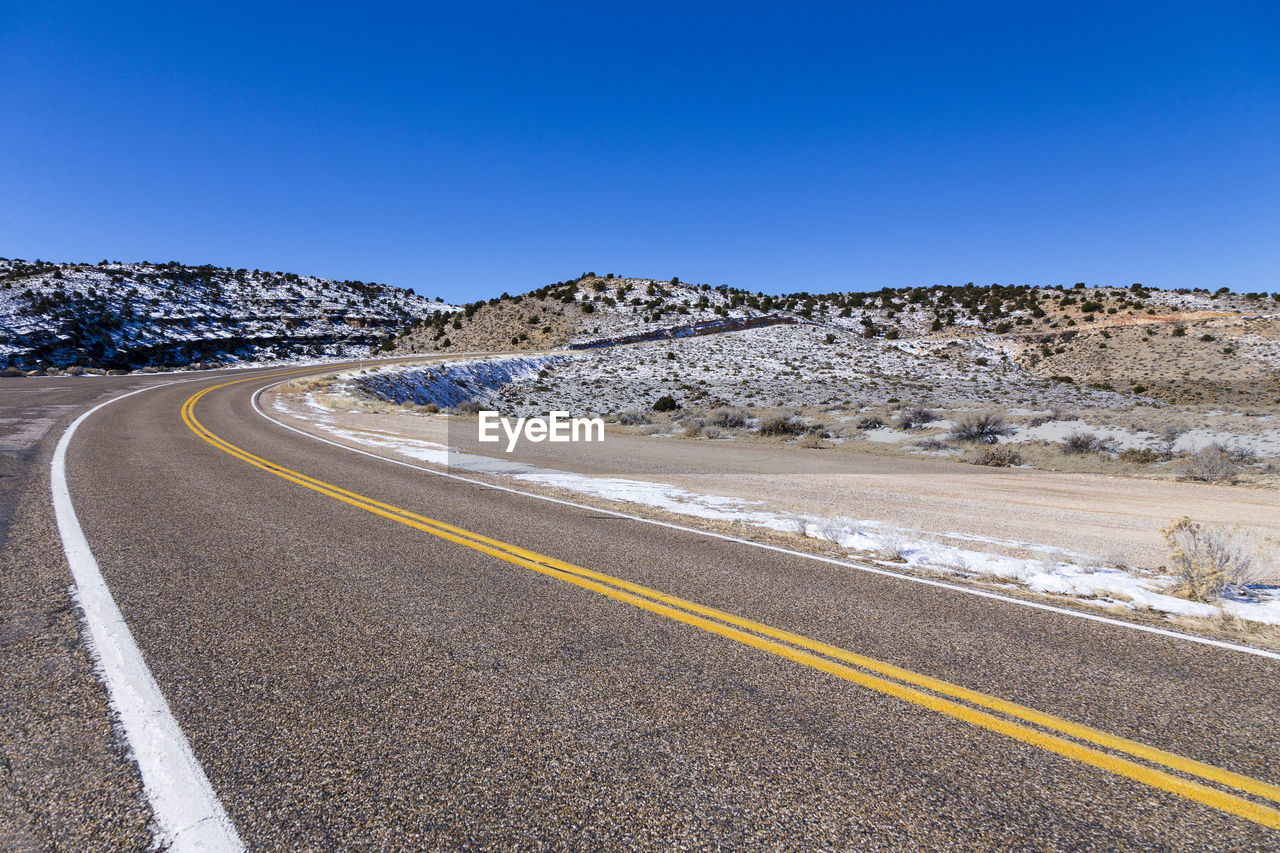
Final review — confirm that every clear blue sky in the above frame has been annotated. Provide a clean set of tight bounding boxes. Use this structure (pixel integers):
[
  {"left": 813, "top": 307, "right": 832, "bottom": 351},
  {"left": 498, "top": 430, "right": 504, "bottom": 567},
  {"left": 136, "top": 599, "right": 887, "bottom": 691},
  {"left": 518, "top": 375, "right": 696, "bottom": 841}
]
[{"left": 3, "top": 2, "right": 1277, "bottom": 301}]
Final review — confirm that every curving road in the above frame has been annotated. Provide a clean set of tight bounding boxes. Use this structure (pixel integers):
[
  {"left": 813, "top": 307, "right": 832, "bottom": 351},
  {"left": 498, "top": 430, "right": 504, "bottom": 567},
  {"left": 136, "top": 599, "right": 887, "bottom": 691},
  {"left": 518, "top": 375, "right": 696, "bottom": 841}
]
[{"left": 4, "top": 364, "right": 1280, "bottom": 850}]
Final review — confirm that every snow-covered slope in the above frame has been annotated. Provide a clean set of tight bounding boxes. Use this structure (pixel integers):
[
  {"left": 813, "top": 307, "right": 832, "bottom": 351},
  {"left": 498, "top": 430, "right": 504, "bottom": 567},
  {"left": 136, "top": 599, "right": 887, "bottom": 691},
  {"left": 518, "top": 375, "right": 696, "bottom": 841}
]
[
  {"left": 0, "top": 258, "right": 458, "bottom": 370},
  {"left": 353, "top": 355, "right": 568, "bottom": 409},
  {"left": 393, "top": 274, "right": 1280, "bottom": 407}
]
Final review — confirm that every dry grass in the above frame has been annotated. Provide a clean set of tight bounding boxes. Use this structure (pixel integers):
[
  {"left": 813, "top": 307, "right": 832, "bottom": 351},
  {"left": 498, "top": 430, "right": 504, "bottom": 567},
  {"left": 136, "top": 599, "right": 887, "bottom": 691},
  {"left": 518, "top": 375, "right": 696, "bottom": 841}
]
[
  {"left": 1161, "top": 516, "right": 1267, "bottom": 601},
  {"left": 970, "top": 446, "right": 1024, "bottom": 467},
  {"left": 1179, "top": 445, "right": 1240, "bottom": 483},
  {"left": 709, "top": 408, "right": 750, "bottom": 429},
  {"left": 876, "top": 526, "right": 917, "bottom": 562},
  {"left": 1062, "top": 432, "right": 1111, "bottom": 454},
  {"left": 759, "top": 414, "right": 807, "bottom": 437},
  {"left": 893, "top": 406, "right": 937, "bottom": 430}
]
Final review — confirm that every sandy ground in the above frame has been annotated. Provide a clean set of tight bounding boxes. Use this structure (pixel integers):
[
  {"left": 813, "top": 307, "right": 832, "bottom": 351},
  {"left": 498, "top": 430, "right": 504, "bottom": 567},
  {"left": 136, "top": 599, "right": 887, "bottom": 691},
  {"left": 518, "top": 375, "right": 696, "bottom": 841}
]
[{"left": 266, "top": 388, "right": 1280, "bottom": 572}]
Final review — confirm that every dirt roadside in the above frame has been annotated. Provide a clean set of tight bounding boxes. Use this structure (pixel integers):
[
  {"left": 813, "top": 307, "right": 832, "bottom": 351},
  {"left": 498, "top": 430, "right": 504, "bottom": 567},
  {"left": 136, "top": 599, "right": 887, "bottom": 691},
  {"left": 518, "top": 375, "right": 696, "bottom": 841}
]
[{"left": 264, "top": 382, "right": 1280, "bottom": 576}]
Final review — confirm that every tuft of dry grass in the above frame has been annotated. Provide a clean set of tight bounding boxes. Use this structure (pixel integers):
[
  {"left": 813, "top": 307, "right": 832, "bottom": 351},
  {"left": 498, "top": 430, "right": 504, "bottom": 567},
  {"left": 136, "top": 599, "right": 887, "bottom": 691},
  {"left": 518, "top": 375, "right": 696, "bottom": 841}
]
[
  {"left": 615, "top": 410, "right": 653, "bottom": 426},
  {"left": 708, "top": 408, "right": 749, "bottom": 429},
  {"left": 876, "top": 526, "right": 917, "bottom": 562},
  {"left": 759, "top": 414, "right": 807, "bottom": 437},
  {"left": 1178, "top": 445, "right": 1239, "bottom": 483},
  {"left": 893, "top": 406, "right": 937, "bottom": 430},
  {"left": 1062, "top": 432, "right": 1111, "bottom": 454},
  {"left": 1118, "top": 448, "right": 1161, "bottom": 464},
  {"left": 971, "top": 446, "right": 1024, "bottom": 467},
  {"left": 1161, "top": 516, "right": 1261, "bottom": 602}
]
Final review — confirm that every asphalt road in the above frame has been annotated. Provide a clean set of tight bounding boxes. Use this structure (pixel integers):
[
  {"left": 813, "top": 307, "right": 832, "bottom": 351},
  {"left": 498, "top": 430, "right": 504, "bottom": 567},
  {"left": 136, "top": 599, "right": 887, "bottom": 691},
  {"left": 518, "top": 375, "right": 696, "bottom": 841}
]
[{"left": 5, "top": 365, "right": 1280, "bottom": 850}]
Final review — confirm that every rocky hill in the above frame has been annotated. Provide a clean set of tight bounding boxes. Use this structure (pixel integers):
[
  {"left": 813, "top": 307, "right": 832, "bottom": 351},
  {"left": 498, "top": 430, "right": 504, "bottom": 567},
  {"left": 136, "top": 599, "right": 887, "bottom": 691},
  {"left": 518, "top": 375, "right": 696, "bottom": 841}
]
[
  {"left": 0, "top": 258, "right": 458, "bottom": 372},
  {"left": 4, "top": 257, "right": 1277, "bottom": 402},
  {"left": 392, "top": 274, "right": 1280, "bottom": 407}
]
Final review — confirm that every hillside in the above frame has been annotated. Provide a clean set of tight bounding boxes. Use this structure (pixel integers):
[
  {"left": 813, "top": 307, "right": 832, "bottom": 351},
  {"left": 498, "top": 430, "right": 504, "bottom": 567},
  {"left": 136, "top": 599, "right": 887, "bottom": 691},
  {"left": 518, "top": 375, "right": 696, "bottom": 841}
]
[
  {"left": 392, "top": 274, "right": 1280, "bottom": 408},
  {"left": 0, "top": 258, "right": 458, "bottom": 372}
]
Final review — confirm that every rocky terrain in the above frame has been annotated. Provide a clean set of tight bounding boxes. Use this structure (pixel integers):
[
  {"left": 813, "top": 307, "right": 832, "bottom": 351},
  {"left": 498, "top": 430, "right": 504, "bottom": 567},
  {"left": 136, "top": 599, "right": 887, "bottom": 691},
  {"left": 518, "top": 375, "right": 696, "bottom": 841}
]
[
  {"left": 394, "top": 274, "right": 1280, "bottom": 408},
  {"left": 0, "top": 258, "right": 458, "bottom": 372},
  {"left": 368, "top": 274, "right": 1280, "bottom": 487}
]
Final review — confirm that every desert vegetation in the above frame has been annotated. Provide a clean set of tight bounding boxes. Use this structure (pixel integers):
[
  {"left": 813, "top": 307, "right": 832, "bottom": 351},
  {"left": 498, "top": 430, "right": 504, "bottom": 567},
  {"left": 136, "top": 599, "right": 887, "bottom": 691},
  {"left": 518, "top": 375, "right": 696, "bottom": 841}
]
[
  {"left": 949, "top": 413, "right": 1012, "bottom": 444},
  {"left": 1161, "top": 517, "right": 1274, "bottom": 602}
]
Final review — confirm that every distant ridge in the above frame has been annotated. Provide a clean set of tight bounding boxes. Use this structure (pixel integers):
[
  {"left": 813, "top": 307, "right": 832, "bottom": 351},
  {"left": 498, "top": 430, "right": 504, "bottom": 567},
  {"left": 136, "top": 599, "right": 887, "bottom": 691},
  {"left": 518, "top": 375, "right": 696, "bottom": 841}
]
[{"left": 0, "top": 258, "right": 458, "bottom": 371}]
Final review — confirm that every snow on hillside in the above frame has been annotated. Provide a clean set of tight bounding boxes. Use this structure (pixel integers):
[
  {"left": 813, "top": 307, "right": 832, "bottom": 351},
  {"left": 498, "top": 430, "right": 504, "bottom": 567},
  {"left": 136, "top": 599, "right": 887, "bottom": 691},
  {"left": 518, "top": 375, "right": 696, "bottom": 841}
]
[
  {"left": 502, "top": 324, "right": 1129, "bottom": 417},
  {"left": 537, "top": 276, "right": 1280, "bottom": 349},
  {"left": 0, "top": 258, "right": 459, "bottom": 370},
  {"left": 402, "top": 272, "right": 1280, "bottom": 368},
  {"left": 354, "top": 355, "right": 569, "bottom": 409}
]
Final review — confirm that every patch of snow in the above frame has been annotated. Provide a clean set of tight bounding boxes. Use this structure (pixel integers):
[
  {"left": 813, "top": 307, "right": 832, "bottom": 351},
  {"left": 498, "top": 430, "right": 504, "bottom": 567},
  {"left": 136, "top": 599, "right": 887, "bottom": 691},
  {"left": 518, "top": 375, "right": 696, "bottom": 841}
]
[{"left": 291, "top": 396, "right": 1280, "bottom": 628}]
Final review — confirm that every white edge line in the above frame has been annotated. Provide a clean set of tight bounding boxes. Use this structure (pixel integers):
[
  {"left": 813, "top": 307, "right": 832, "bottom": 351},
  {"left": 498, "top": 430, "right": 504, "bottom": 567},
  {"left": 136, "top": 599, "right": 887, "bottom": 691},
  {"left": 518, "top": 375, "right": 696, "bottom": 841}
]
[
  {"left": 52, "top": 379, "right": 246, "bottom": 852},
  {"left": 249, "top": 377, "right": 1280, "bottom": 662}
]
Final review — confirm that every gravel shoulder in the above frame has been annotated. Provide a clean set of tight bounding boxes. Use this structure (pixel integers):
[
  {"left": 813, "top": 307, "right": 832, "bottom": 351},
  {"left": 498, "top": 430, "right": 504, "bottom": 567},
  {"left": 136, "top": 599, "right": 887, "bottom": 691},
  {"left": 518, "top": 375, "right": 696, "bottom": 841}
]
[{"left": 0, "top": 377, "right": 154, "bottom": 851}]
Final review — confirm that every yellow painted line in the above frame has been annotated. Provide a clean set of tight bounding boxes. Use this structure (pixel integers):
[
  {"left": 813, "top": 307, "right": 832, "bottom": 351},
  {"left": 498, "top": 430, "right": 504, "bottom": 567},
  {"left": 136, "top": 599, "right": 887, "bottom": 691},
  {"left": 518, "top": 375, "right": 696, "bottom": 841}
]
[
  {"left": 182, "top": 373, "right": 1280, "bottom": 830},
  {"left": 186, "top": 377, "right": 1280, "bottom": 806}
]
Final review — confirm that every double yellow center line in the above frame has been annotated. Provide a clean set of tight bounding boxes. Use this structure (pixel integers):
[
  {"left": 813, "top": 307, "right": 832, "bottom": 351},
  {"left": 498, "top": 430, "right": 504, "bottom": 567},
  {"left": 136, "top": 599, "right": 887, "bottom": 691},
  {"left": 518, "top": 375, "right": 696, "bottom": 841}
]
[{"left": 183, "top": 372, "right": 1280, "bottom": 830}]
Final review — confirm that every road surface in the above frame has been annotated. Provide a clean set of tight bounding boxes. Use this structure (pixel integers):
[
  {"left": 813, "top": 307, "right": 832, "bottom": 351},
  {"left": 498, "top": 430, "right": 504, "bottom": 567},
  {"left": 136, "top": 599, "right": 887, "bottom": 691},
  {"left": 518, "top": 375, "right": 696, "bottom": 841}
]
[{"left": 3, "top": 365, "right": 1279, "bottom": 850}]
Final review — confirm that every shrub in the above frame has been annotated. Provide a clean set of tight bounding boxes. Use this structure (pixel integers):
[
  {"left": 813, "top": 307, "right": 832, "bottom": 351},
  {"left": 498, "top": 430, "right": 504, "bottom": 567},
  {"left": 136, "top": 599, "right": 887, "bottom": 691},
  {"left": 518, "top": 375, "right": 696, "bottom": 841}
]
[
  {"left": 893, "top": 406, "right": 937, "bottom": 430},
  {"left": 1062, "top": 432, "right": 1110, "bottom": 454},
  {"left": 1225, "top": 445, "right": 1258, "bottom": 465},
  {"left": 652, "top": 395, "right": 681, "bottom": 412},
  {"left": 876, "top": 528, "right": 911, "bottom": 562},
  {"left": 1161, "top": 517, "right": 1259, "bottom": 602},
  {"left": 1162, "top": 425, "right": 1186, "bottom": 446},
  {"left": 1027, "top": 409, "right": 1065, "bottom": 427},
  {"left": 452, "top": 399, "right": 482, "bottom": 414},
  {"left": 1118, "top": 448, "right": 1161, "bottom": 464},
  {"left": 708, "top": 408, "right": 749, "bottom": 429},
  {"left": 856, "top": 415, "right": 885, "bottom": 430},
  {"left": 616, "top": 410, "right": 652, "bottom": 425},
  {"left": 1179, "top": 445, "right": 1238, "bottom": 483},
  {"left": 815, "top": 516, "right": 854, "bottom": 544},
  {"left": 972, "top": 446, "right": 1023, "bottom": 467},
  {"left": 948, "top": 413, "right": 1012, "bottom": 444},
  {"left": 759, "top": 414, "right": 806, "bottom": 436}
]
